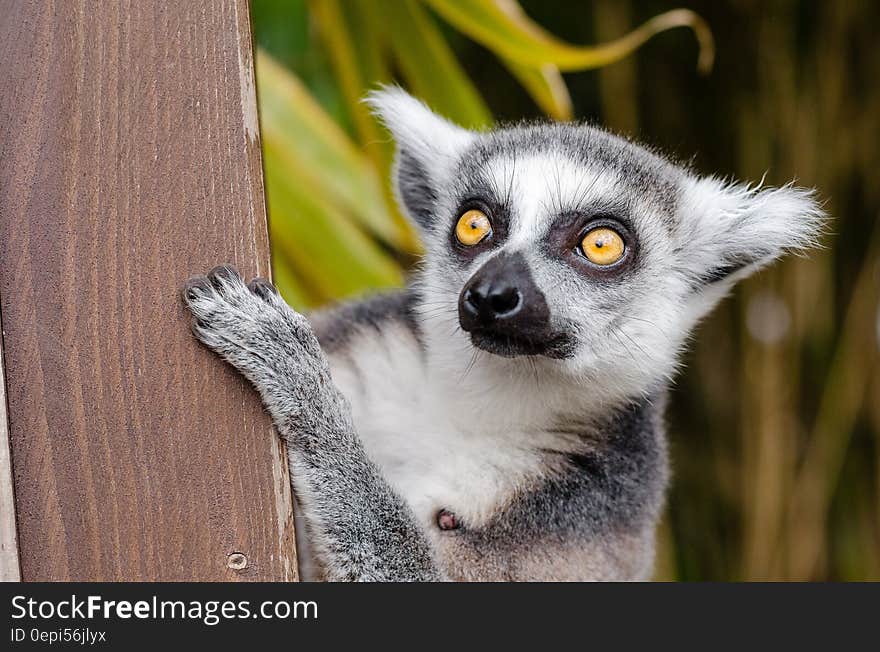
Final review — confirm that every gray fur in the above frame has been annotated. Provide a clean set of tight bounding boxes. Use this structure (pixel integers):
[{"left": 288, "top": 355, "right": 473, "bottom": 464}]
[
  {"left": 453, "top": 123, "right": 685, "bottom": 227},
  {"left": 440, "top": 395, "right": 667, "bottom": 580},
  {"left": 183, "top": 267, "right": 440, "bottom": 581},
  {"left": 183, "top": 89, "right": 823, "bottom": 581},
  {"left": 309, "top": 290, "right": 423, "bottom": 354}
]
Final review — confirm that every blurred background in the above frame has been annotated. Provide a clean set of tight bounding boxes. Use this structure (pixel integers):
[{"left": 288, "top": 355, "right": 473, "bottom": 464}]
[{"left": 249, "top": 0, "right": 879, "bottom": 581}]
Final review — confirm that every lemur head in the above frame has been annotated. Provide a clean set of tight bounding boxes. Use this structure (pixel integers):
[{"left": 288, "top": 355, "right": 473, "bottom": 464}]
[{"left": 369, "top": 88, "right": 824, "bottom": 400}]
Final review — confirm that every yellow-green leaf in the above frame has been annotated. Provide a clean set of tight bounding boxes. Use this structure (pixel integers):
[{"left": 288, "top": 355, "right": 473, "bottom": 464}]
[
  {"left": 256, "top": 49, "right": 408, "bottom": 250},
  {"left": 426, "top": 1, "right": 714, "bottom": 73},
  {"left": 308, "top": 0, "right": 421, "bottom": 252},
  {"left": 263, "top": 140, "right": 403, "bottom": 303},
  {"left": 308, "top": 0, "right": 389, "bottom": 147},
  {"left": 378, "top": 0, "right": 493, "bottom": 129},
  {"left": 503, "top": 60, "right": 573, "bottom": 120},
  {"left": 271, "top": 248, "right": 319, "bottom": 310}
]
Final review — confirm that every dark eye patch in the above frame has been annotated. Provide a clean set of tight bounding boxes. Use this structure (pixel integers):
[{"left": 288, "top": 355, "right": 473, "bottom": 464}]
[
  {"left": 542, "top": 209, "right": 639, "bottom": 280},
  {"left": 448, "top": 186, "right": 511, "bottom": 259}
]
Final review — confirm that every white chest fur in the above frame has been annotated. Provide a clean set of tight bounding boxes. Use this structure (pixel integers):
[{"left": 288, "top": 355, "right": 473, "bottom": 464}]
[{"left": 325, "top": 323, "right": 550, "bottom": 533}]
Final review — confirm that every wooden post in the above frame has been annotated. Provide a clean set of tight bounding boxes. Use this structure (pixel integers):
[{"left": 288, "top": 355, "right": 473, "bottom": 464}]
[{"left": 0, "top": 0, "right": 298, "bottom": 580}]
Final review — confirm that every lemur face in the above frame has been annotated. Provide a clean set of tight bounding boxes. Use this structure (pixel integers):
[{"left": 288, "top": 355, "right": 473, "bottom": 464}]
[{"left": 370, "top": 89, "right": 823, "bottom": 393}]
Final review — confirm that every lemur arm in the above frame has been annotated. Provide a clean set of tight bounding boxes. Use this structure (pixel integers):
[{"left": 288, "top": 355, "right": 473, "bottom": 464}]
[{"left": 182, "top": 265, "right": 443, "bottom": 582}]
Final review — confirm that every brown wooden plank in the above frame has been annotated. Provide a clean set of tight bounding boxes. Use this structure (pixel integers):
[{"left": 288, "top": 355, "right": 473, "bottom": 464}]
[{"left": 0, "top": 0, "right": 297, "bottom": 581}]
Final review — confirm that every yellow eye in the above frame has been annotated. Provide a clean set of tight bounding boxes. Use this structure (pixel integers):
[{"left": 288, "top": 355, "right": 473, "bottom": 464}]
[
  {"left": 455, "top": 209, "right": 493, "bottom": 246},
  {"left": 580, "top": 227, "right": 625, "bottom": 265}
]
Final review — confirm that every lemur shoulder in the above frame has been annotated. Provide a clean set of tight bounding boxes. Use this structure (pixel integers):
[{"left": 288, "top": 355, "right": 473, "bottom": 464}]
[{"left": 183, "top": 89, "right": 824, "bottom": 581}]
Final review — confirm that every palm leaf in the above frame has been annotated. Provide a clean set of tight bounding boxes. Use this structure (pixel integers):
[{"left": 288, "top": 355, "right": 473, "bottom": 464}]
[
  {"left": 256, "top": 50, "right": 407, "bottom": 250},
  {"left": 426, "top": 1, "right": 714, "bottom": 72}
]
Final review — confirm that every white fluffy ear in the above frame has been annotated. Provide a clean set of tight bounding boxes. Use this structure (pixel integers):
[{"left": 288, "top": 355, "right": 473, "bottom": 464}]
[
  {"left": 366, "top": 87, "right": 475, "bottom": 229},
  {"left": 678, "top": 176, "right": 826, "bottom": 286}
]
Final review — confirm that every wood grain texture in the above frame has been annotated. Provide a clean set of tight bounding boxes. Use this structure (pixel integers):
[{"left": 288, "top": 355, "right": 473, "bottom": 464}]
[{"left": 0, "top": 0, "right": 298, "bottom": 580}]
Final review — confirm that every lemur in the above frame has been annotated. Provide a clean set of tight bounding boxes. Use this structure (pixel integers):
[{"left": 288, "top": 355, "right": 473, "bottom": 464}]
[{"left": 182, "top": 88, "right": 823, "bottom": 581}]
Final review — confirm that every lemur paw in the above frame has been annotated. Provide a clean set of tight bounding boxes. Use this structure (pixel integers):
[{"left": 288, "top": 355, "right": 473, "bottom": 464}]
[{"left": 182, "top": 265, "right": 331, "bottom": 423}]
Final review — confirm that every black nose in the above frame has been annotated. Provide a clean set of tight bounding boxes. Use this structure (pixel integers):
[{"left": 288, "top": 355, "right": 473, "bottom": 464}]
[
  {"left": 463, "top": 282, "right": 522, "bottom": 320},
  {"left": 458, "top": 251, "right": 551, "bottom": 337},
  {"left": 458, "top": 252, "right": 568, "bottom": 358}
]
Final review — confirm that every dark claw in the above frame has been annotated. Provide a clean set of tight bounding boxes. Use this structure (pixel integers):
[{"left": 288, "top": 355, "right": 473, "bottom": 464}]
[
  {"left": 248, "top": 277, "right": 278, "bottom": 301},
  {"left": 182, "top": 275, "right": 210, "bottom": 303},
  {"left": 207, "top": 264, "right": 241, "bottom": 289}
]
